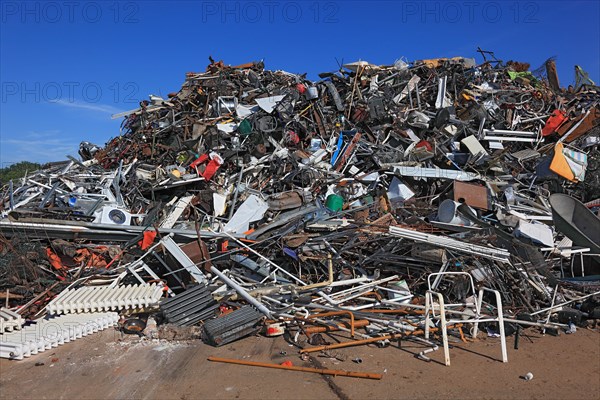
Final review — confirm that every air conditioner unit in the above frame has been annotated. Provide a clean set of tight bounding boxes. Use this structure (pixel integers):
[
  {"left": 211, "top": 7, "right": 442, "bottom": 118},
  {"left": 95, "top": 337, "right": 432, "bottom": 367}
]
[{"left": 94, "top": 206, "right": 132, "bottom": 226}]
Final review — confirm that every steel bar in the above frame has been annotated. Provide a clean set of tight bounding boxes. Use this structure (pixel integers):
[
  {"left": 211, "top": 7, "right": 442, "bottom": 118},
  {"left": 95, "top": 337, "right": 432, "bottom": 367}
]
[
  {"left": 207, "top": 356, "right": 383, "bottom": 380},
  {"left": 302, "top": 319, "right": 370, "bottom": 334},
  {"left": 300, "top": 333, "right": 400, "bottom": 353}
]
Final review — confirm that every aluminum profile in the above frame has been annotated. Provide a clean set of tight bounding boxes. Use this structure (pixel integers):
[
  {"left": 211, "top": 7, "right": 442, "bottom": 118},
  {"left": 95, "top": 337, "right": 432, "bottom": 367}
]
[
  {"left": 160, "top": 284, "right": 219, "bottom": 326},
  {"left": 0, "top": 312, "right": 119, "bottom": 360},
  {"left": 0, "top": 308, "right": 24, "bottom": 333},
  {"left": 46, "top": 283, "right": 164, "bottom": 315}
]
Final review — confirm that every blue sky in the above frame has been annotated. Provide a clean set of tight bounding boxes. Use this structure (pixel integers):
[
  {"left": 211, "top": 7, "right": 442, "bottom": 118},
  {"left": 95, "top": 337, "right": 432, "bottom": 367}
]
[{"left": 1, "top": 0, "right": 599, "bottom": 165}]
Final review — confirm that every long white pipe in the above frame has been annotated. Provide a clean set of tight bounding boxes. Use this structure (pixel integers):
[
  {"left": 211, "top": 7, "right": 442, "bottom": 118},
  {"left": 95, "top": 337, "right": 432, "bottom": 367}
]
[{"left": 210, "top": 266, "right": 272, "bottom": 318}]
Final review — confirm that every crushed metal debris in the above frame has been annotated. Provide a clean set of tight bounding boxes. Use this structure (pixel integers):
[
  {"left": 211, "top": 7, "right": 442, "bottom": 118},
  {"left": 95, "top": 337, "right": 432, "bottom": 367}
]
[{"left": 1, "top": 52, "right": 599, "bottom": 372}]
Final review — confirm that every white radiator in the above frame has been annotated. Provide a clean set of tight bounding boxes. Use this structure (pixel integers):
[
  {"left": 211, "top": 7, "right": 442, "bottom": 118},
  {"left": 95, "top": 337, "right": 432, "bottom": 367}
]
[
  {"left": 0, "top": 312, "right": 119, "bottom": 360},
  {"left": 46, "top": 283, "right": 164, "bottom": 315},
  {"left": 0, "top": 308, "right": 24, "bottom": 333}
]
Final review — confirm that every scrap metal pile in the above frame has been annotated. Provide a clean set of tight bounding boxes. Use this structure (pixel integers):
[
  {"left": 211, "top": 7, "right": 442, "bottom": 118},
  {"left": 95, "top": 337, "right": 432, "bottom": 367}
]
[{"left": 1, "top": 52, "right": 599, "bottom": 370}]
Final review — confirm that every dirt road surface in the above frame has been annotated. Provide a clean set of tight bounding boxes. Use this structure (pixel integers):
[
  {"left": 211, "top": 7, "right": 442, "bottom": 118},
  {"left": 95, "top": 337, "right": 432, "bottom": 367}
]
[{"left": 1, "top": 326, "right": 598, "bottom": 400}]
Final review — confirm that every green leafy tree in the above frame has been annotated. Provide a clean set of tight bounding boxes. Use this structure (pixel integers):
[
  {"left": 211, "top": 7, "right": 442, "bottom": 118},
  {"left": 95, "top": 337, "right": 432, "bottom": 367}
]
[{"left": 0, "top": 161, "right": 41, "bottom": 185}]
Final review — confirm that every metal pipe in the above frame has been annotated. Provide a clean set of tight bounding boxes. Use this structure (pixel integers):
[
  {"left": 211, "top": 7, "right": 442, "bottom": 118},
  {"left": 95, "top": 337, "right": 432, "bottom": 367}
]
[
  {"left": 328, "top": 276, "right": 371, "bottom": 287},
  {"left": 0, "top": 220, "right": 243, "bottom": 240},
  {"left": 303, "top": 303, "right": 416, "bottom": 333},
  {"left": 302, "top": 321, "right": 463, "bottom": 356},
  {"left": 388, "top": 226, "right": 511, "bottom": 262},
  {"left": 297, "top": 316, "right": 371, "bottom": 339},
  {"left": 530, "top": 290, "right": 600, "bottom": 316},
  {"left": 543, "top": 285, "right": 560, "bottom": 327},
  {"left": 269, "top": 298, "right": 372, "bottom": 340},
  {"left": 210, "top": 266, "right": 272, "bottom": 318},
  {"left": 300, "top": 333, "right": 400, "bottom": 353},
  {"left": 475, "top": 287, "right": 508, "bottom": 363},
  {"left": 227, "top": 169, "right": 244, "bottom": 220},
  {"left": 307, "top": 310, "right": 356, "bottom": 337},
  {"left": 316, "top": 276, "right": 398, "bottom": 305},
  {"left": 425, "top": 290, "right": 450, "bottom": 366},
  {"left": 385, "top": 304, "right": 569, "bottom": 329},
  {"left": 215, "top": 229, "right": 307, "bottom": 286},
  {"left": 207, "top": 356, "right": 383, "bottom": 380},
  {"left": 416, "top": 337, "right": 439, "bottom": 362},
  {"left": 360, "top": 309, "right": 424, "bottom": 315},
  {"left": 303, "top": 319, "right": 369, "bottom": 334},
  {"left": 503, "top": 318, "right": 568, "bottom": 329}
]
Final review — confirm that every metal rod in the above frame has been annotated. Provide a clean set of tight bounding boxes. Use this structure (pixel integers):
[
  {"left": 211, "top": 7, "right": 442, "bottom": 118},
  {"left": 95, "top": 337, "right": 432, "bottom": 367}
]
[
  {"left": 210, "top": 266, "right": 272, "bottom": 318},
  {"left": 543, "top": 285, "right": 560, "bottom": 327},
  {"left": 215, "top": 229, "right": 307, "bottom": 285},
  {"left": 530, "top": 290, "right": 600, "bottom": 316},
  {"left": 303, "top": 319, "right": 370, "bottom": 334},
  {"left": 228, "top": 169, "right": 244, "bottom": 220},
  {"left": 307, "top": 310, "right": 356, "bottom": 337},
  {"left": 207, "top": 356, "right": 383, "bottom": 380},
  {"left": 300, "top": 333, "right": 400, "bottom": 353}
]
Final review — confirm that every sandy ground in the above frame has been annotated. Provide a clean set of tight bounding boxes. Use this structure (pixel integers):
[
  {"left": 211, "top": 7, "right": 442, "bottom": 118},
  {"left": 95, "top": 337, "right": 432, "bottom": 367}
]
[{"left": 0, "top": 326, "right": 598, "bottom": 400}]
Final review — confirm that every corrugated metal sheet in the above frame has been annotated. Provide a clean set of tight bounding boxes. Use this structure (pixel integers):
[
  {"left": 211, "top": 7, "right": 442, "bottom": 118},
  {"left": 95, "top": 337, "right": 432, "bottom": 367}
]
[
  {"left": 0, "top": 312, "right": 118, "bottom": 360},
  {"left": 160, "top": 284, "right": 219, "bottom": 326},
  {"left": 46, "top": 283, "right": 164, "bottom": 315}
]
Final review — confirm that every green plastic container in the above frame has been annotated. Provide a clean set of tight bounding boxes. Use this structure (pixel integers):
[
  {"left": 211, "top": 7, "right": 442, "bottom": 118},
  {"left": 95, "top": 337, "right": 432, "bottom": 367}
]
[{"left": 325, "top": 194, "right": 344, "bottom": 212}]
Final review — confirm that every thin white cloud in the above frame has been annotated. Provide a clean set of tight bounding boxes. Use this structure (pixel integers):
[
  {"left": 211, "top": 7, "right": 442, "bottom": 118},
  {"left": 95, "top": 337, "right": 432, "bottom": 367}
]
[
  {"left": 11, "top": 130, "right": 62, "bottom": 140},
  {"left": 1, "top": 130, "right": 78, "bottom": 163},
  {"left": 52, "top": 99, "right": 123, "bottom": 114},
  {"left": 8, "top": 145, "right": 75, "bottom": 163}
]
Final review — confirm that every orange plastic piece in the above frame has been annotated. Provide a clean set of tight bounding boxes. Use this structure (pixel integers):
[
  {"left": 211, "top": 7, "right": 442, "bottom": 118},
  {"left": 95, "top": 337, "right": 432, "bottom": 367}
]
[
  {"left": 46, "top": 248, "right": 65, "bottom": 271},
  {"left": 139, "top": 230, "right": 158, "bottom": 250},
  {"left": 550, "top": 142, "right": 576, "bottom": 182}
]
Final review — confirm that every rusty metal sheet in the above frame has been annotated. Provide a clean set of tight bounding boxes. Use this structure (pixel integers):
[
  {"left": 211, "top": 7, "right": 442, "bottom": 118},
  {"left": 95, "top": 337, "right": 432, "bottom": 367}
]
[{"left": 453, "top": 181, "right": 490, "bottom": 210}]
